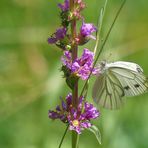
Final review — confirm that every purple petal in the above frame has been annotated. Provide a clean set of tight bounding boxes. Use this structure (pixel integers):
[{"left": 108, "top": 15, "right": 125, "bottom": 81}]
[
  {"left": 48, "top": 110, "right": 59, "bottom": 119},
  {"left": 55, "top": 28, "right": 67, "bottom": 40},
  {"left": 69, "top": 125, "right": 81, "bottom": 134},
  {"left": 58, "top": 0, "right": 69, "bottom": 11},
  {"left": 62, "top": 100, "right": 67, "bottom": 110},
  {"left": 80, "top": 22, "right": 97, "bottom": 37},
  {"left": 61, "top": 51, "right": 72, "bottom": 69},
  {"left": 48, "top": 37, "right": 57, "bottom": 44},
  {"left": 66, "top": 93, "right": 72, "bottom": 106},
  {"left": 56, "top": 105, "right": 61, "bottom": 111},
  {"left": 81, "top": 121, "right": 92, "bottom": 128}
]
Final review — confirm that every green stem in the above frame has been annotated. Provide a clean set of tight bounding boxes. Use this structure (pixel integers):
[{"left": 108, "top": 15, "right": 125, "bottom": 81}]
[
  {"left": 72, "top": 131, "right": 79, "bottom": 148},
  {"left": 58, "top": 125, "right": 69, "bottom": 148}
]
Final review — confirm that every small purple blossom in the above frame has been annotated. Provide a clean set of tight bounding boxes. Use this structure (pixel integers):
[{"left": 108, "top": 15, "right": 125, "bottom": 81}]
[
  {"left": 48, "top": 27, "right": 67, "bottom": 44},
  {"left": 48, "top": 93, "right": 100, "bottom": 134},
  {"left": 77, "top": 21, "right": 97, "bottom": 45},
  {"left": 49, "top": 94, "right": 72, "bottom": 123},
  {"left": 55, "top": 27, "right": 67, "bottom": 39},
  {"left": 58, "top": 0, "right": 69, "bottom": 12},
  {"left": 61, "top": 49, "right": 99, "bottom": 80},
  {"left": 61, "top": 50, "right": 72, "bottom": 69},
  {"left": 67, "top": 99, "right": 99, "bottom": 134},
  {"left": 83, "top": 102, "right": 100, "bottom": 119},
  {"left": 68, "top": 114, "right": 92, "bottom": 134},
  {"left": 80, "top": 22, "right": 97, "bottom": 39}
]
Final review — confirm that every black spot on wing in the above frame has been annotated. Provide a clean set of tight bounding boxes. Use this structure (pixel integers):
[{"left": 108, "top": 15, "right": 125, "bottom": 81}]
[
  {"left": 134, "top": 84, "right": 140, "bottom": 88},
  {"left": 124, "top": 86, "right": 130, "bottom": 90}
]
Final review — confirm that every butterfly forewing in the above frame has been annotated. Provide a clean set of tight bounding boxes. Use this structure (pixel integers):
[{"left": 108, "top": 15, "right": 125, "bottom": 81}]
[
  {"left": 92, "top": 61, "right": 148, "bottom": 110},
  {"left": 107, "top": 61, "right": 143, "bottom": 73},
  {"left": 110, "top": 67, "right": 148, "bottom": 96}
]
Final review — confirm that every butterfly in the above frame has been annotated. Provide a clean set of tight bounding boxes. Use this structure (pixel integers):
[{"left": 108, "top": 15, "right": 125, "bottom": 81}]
[{"left": 92, "top": 61, "right": 148, "bottom": 109}]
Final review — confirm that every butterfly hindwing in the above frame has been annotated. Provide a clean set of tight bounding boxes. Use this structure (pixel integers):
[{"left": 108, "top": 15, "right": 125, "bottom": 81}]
[{"left": 92, "top": 72, "right": 125, "bottom": 109}]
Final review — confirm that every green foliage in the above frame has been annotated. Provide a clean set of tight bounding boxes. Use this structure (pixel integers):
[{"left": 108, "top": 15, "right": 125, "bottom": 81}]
[
  {"left": 87, "top": 125, "right": 101, "bottom": 144},
  {"left": 0, "top": 0, "right": 148, "bottom": 148}
]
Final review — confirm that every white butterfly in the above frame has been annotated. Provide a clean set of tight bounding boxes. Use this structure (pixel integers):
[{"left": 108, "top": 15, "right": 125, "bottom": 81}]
[{"left": 92, "top": 61, "right": 148, "bottom": 109}]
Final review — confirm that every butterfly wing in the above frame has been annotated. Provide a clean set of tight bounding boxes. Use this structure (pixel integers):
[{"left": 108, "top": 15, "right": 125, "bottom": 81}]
[
  {"left": 109, "top": 66, "right": 148, "bottom": 96},
  {"left": 92, "top": 61, "right": 148, "bottom": 109},
  {"left": 106, "top": 61, "right": 143, "bottom": 73},
  {"left": 92, "top": 72, "right": 125, "bottom": 109}
]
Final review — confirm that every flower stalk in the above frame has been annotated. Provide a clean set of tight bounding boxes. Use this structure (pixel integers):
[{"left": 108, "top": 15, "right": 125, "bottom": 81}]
[
  {"left": 47, "top": 0, "right": 128, "bottom": 147},
  {"left": 70, "top": 0, "right": 79, "bottom": 147},
  {"left": 72, "top": 131, "right": 79, "bottom": 148},
  {"left": 70, "top": 0, "right": 78, "bottom": 108},
  {"left": 48, "top": 0, "right": 101, "bottom": 147}
]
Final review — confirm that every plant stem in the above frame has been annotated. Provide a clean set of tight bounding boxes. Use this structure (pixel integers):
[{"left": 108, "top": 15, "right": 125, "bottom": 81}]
[
  {"left": 70, "top": 1, "right": 78, "bottom": 107},
  {"left": 58, "top": 125, "right": 69, "bottom": 148},
  {"left": 72, "top": 131, "right": 79, "bottom": 148},
  {"left": 70, "top": 0, "right": 78, "bottom": 111},
  {"left": 70, "top": 0, "right": 79, "bottom": 148}
]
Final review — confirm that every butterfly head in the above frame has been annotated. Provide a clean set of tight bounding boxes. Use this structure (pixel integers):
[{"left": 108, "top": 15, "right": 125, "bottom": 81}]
[
  {"left": 98, "top": 61, "right": 107, "bottom": 73},
  {"left": 100, "top": 61, "right": 106, "bottom": 67}
]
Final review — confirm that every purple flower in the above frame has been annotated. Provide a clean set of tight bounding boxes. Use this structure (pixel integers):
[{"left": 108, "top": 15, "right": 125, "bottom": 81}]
[
  {"left": 48, "top": 27, "right": 67, "bottom": 44},
  {"left": 55, "top": 27, "right": 67, "bottom": 40},
  {"left": 61, "top": 50, "right": 72, "bottom": 69},
  {"left": 77, "top": 21, "right": 97, "bottom": 45},
  {"left": 80, "top": 21, "right": 97, "bottom": 39},
  {"left": 67, "top": 96, "right": 100, "bottom": 134},
  {"left": 68, "top": 114, "right": 92, "bottom": 134},
  {"left": 61, "top": 49, "right": 99, "bottom": 80},
  {"left": 72, "top": 49, "right": 94, "bottom": 80},
  {"left": 58, "top": 0, "right": 69, "bottom": 12},
  {"left": 48, "top": 93, "right": 100, "bottom": 134},
  {"left": 83, "top": 102, "right": 100, "bottom": 119},
  {"left": 48, "top": 93, "right": 72, "bottom": 123}
]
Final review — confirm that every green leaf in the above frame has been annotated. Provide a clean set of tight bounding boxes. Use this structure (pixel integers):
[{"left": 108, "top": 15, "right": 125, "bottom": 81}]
[
  {"left": 66, "top": 74, "right": 79, "bottom": 90},
  {"left": 94, "top": 8, "right": 104, "bottom": 55},
  {"left": 87, "top": 125, "right": 101, "bottom": 144},
  {"left": 94, "top": 0, "right": 108, "bottom": 55},
  {"left": 99, "top": 0, "right": 108, "bottom": 30},
  {"left": 97, "top": 8, "right": 104, "bottom": 34}
]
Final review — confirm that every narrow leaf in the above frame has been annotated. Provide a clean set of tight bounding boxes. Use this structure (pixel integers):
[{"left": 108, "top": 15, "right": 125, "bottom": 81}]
[
  {"left": 99, "top": 0, "right": 108, "bottom": 31},
  {"left": 94, "top": 8, "right": 104, "bottom": 55},
  {"left": 94, "top": 0, "right": 108, "bottom": 55},
  {"left": 88, "top": 125, "right": 101, "bottom": 144}
]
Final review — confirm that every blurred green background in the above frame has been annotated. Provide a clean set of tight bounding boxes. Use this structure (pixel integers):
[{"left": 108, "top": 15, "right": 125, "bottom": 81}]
[{"left": 0, "top": 0, "right": 148, "bottom": 148}]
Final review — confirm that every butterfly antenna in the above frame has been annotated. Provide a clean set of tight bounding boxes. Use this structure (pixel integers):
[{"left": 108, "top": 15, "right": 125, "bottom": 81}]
[{"left": 80, "top": 0, "right": 126, "bottom": 97}]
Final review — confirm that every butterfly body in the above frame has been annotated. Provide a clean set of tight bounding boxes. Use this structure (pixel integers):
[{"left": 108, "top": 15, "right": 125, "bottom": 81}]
[{"left": 92, "top": 61, "right": 148, "bottom": 109}]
